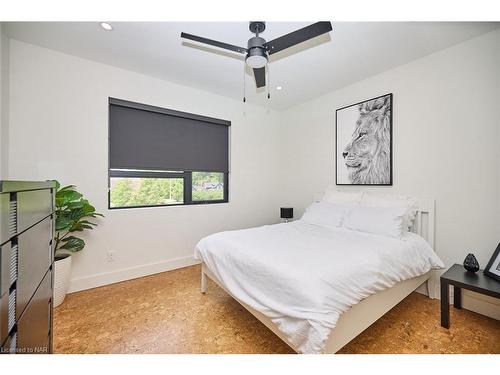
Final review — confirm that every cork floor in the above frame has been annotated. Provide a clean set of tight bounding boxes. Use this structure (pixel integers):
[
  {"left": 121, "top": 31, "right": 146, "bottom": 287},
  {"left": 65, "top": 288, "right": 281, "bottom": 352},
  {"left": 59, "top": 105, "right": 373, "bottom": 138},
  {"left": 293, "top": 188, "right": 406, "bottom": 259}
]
[{"left": 54, "top": 265, "right": 500, "bottom": 354}]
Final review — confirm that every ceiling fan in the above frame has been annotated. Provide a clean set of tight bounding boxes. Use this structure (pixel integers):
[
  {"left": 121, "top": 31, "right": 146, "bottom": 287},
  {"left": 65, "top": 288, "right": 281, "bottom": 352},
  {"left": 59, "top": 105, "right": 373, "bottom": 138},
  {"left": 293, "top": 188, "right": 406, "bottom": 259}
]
[{"left": 181, "top": 21, "right": 333, "bottom": 90}]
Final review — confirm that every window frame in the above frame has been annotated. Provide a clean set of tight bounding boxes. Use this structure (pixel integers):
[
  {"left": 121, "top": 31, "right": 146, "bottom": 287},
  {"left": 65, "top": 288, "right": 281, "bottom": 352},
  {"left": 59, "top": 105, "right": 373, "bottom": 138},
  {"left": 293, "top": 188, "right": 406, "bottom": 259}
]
[{"left": 108, "top": 98, "right": 230, "bottom": 210}]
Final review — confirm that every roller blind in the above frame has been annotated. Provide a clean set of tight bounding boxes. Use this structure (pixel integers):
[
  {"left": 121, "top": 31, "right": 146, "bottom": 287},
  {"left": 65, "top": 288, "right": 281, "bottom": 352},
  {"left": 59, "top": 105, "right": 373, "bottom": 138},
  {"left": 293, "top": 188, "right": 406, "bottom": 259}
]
[{"left": 109, "top": 98, "right": 230, "bottom": 173}]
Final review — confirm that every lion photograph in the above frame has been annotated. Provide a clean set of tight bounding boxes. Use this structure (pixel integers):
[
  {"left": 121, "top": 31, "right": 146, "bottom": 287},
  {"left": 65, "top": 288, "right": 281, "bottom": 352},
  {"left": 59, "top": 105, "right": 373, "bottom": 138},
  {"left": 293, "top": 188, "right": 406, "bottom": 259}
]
[{"left": 335, "top": 94, "right": 392, "bottom": 185}]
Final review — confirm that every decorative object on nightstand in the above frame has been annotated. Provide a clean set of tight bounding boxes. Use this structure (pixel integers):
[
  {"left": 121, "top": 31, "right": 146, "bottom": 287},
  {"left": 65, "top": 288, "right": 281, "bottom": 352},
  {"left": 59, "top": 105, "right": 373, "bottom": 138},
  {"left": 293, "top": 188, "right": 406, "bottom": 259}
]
[
  {"left": 280, "top": 207, "right": 293, "bottom": 223},
  {"left": 463, "top": 253, "right": 480, "bottom": 273},
  {"left": 440, "top": 264, "right": 500, "bottom": 329},
  {"left": 484, "top": 243, "right": 500, "bottom": 282}
]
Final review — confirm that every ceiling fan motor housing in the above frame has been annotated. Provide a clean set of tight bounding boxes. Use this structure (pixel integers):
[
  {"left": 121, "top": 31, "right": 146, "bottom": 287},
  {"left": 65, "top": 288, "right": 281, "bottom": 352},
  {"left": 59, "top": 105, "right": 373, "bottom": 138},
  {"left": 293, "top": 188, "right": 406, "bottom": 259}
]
[
  {"left": 247, "top": 36, "right": 266, "bottom": 50},
  {"left": 246, "top": 36, "right": 268, "bottom": 68}
]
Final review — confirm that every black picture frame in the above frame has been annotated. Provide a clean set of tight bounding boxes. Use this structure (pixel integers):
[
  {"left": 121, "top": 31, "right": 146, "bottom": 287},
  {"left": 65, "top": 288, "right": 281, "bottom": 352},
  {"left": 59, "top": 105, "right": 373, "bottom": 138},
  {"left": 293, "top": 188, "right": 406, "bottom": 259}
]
[
  {"left": 484, "top": 243, "right": 500, "bottom": 281},
  {"left": 335, "top": 93, "right": 393, "bottom": 186}
]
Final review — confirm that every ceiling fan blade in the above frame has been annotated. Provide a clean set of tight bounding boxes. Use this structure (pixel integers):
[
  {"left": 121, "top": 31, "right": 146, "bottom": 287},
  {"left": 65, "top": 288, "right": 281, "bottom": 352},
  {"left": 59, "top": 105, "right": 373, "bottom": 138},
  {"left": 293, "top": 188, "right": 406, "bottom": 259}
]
[
  {"left": 253, "top": 67, "right": 266, "bottom": 88},
  {"left": 263, "top": 22, "right": 332, "bottom": 55},
  {"left": 181, "top": 32, "right": 247, "bottom": 54}
]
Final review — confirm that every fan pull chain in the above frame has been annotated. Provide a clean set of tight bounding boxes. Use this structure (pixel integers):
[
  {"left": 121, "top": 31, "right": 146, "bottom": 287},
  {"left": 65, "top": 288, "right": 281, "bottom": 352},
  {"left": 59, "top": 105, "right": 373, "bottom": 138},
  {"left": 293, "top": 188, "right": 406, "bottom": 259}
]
[
  {"left": 267, "top": 66, "right": 271, "bottom": 100},
  {"left": 243, "top": 63, "right": 246, "bottom": 103}
]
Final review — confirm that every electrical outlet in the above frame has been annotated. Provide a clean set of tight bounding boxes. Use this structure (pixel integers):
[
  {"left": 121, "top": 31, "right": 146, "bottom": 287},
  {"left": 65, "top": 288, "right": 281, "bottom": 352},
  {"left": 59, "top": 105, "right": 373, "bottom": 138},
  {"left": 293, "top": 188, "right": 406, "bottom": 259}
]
[{"left": 106, "top": 251, "right": 115, "bottom": 262}]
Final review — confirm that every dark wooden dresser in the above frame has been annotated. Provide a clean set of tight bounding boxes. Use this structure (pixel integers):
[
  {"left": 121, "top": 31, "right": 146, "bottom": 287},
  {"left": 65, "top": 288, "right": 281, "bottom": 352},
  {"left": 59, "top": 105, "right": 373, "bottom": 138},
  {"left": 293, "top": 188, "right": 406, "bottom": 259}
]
[{"left": 0, "top": 181, "right": 55, "bottom": 354}]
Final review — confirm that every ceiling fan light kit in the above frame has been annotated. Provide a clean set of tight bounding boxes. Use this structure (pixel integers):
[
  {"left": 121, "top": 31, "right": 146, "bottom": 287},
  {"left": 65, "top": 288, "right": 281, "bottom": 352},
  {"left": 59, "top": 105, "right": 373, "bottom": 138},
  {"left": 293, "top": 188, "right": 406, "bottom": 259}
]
[
  {"left": 246, "top": 37, "right": 268, "bottom": 69},
  {"left": 181, "top": 21, "right": 332, "bottom": 97}
]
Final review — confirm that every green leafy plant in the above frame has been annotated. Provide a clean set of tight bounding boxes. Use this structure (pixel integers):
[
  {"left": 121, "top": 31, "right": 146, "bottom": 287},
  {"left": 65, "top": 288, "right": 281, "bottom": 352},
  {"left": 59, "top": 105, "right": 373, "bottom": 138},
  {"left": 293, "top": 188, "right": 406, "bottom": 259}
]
[{"left": 54, "top": 181, "right": 103, "bottom": 258}]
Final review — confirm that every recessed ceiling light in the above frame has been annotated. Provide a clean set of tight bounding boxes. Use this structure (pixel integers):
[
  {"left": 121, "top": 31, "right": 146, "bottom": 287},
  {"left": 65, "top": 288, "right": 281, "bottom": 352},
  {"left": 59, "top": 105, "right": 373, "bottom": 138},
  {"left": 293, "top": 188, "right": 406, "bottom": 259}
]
[
  {"left": 100, "top": 22, "right": 113, "bottom": 31},
  {"left": 276, "top": 86, "right": 283, "bottom": 91}
]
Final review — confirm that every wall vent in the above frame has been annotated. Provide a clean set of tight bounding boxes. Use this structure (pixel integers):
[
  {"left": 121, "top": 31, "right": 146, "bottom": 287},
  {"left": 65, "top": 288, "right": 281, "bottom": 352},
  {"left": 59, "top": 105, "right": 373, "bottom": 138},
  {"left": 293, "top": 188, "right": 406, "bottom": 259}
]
[
  {"left": 8, "top": 200, "right": 17, "bottom": 237},
  {"left": 8, "top": 290, "right": 16, "bottom": 331},
  {"left": 10, "top": 243, "right": 18, "bottom": 286}
]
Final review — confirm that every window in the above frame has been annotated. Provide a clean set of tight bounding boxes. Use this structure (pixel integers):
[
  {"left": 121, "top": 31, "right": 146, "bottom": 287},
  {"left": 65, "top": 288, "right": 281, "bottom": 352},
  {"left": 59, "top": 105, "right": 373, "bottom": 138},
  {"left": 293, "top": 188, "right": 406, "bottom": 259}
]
[
  {"left": 192, "top": 172, "right": 224, "bottom": 202},
  {"left": 108, "top": 98, "right": 230, "bottom": 209},
  {"left": 110, "top": 173, "right": 184, "bottom": 208}
]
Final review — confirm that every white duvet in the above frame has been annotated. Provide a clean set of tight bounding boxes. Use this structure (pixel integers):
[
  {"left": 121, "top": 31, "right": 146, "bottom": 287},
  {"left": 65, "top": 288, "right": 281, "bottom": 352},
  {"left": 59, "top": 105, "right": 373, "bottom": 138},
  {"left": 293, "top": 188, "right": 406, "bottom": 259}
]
[{"left": 194, "top": 221, "right": 444, "bottom": 353}]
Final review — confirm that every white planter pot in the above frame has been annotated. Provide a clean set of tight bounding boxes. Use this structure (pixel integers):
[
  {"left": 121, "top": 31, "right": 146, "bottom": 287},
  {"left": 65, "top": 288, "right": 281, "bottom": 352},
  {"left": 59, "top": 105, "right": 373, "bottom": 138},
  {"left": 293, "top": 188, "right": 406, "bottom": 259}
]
[{"left": 53, "top": 255, "right": 72, "bottom": 307}]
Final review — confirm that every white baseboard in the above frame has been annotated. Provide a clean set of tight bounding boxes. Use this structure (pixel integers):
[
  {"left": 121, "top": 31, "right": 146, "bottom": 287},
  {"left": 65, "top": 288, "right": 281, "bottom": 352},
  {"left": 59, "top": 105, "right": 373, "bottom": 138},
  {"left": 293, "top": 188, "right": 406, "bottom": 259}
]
[
  {"left": 460, "top": 290, "right": 500, "bottom": 320},
  {"left": 68, "top": 256, "right": 200, "bottom": 293},
  {"left": 415, "top": 283, "right": 428, "bottom": 295}
]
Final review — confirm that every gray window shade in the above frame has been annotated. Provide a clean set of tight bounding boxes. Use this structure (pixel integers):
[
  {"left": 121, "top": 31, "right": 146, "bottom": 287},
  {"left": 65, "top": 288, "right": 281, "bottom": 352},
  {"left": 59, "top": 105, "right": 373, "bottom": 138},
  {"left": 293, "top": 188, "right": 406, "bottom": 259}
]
[{"left": 109, "top": 100, "right": 230, "bottom": 172}]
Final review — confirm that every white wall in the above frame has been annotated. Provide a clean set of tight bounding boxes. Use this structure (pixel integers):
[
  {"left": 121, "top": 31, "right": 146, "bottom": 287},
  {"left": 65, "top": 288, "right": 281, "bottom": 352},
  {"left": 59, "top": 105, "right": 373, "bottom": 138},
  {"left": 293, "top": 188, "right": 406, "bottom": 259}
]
[
  {"left": 7, "top": 40, "right": 283, "bottom": 292},
  {"left": 0, "top": 23, "right": 9, "bottom": 178},
  {"left": 279, "top": 29, "right": 500, "bottom": 318},
  {"left": 5, "top": 29, "right": 500, "bottom": 319}
]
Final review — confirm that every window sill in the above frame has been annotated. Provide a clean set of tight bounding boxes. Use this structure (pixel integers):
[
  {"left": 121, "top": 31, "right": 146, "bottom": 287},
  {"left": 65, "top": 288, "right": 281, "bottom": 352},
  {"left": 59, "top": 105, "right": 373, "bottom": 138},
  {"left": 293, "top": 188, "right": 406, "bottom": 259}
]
[{"left": 108, "top": 200, "right": 229, "bottom": 210}]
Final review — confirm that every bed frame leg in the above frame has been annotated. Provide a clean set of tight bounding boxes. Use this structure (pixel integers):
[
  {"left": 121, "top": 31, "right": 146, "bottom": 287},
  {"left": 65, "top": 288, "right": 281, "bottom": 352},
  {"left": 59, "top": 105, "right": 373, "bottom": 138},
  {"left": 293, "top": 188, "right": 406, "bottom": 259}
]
[
  {"left": 427, "top": 271, "right": 438, "bottom": 299},
  {"left": 201, "top": 268, "right": 207, "bottom": 294}
]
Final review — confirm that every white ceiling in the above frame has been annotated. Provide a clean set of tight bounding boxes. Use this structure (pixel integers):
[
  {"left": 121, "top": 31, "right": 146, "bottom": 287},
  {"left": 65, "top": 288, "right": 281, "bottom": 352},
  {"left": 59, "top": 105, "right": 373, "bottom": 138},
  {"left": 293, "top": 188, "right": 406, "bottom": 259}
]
[{"left": 4, "top": 22, "right": 499, "bottom": 110}]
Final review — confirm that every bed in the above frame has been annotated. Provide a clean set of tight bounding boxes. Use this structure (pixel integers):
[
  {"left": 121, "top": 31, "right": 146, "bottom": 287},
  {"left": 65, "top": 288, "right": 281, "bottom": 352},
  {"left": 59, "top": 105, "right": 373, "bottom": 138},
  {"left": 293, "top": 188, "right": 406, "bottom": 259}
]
[{"left": 194, "top": 197, "right": 443, "bottom": 354}]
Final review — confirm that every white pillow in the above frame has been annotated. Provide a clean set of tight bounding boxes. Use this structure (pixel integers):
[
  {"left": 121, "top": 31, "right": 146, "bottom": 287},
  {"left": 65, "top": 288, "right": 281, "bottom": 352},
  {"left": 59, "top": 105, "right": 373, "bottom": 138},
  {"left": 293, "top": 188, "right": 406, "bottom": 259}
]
[
  {"left": 321, "top": 189, "right": 362, "bottom": 205},
  {"left": 343, "top": 205, "right": 407, "bottom": 239},
  {"left": 301, "top": 202, "right": 350, "bottom": 228},
  {"left": 360, "top": 193, "right": 418, "bottom": 230}
]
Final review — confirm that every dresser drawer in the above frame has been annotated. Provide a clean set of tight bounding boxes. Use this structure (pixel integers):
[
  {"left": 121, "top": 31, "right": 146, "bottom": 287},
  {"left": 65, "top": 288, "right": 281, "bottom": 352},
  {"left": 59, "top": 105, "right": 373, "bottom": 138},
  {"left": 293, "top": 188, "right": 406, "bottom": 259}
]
[
  {"left": 0, "top": 194, "right": 9, "bottom": 245},
  {"left": 0, "top": 288, "right": 15, "bottom": 346},
  {"left": 1, "top": 330, "right": 17, "bottom": 354},
  {"left": 0, "top": 292, "right": 7, "bottom": 345},
  {"left": 17, "top": 190, "right": 53, "bottom": 235},
  {"left": 16, "top": 217, "right": 52, "bottom": 319},
  {"left": 17, "top": 269, "right": 51, "bottom": 354},
  {"left": 0, "top": 241, "right": 17, "bottom": 298},
  {"left": 0, "top": 242, "right": 11, "bottom": 296}
]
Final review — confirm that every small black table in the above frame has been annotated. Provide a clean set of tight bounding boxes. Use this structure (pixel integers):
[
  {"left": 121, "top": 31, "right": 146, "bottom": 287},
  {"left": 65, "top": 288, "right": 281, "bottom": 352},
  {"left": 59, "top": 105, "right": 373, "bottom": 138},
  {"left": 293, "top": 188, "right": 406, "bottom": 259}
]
[{"left": 440, "top": 264, "right": 500, "bottom": 328}]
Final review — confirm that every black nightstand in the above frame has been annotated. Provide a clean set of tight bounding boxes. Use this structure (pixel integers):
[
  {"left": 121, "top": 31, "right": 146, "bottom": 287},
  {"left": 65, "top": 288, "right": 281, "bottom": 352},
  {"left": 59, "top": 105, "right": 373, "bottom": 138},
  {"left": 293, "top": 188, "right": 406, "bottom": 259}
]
[{"left": 440, "top": 264, "right": 500, "bottom": 328}]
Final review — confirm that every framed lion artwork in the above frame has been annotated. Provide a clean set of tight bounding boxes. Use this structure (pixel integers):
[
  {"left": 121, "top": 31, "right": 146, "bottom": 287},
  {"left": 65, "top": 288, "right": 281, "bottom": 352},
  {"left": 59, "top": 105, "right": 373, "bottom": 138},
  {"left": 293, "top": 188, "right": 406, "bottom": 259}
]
[{"left": 335, "top": 93, "right": 393, "bottom": 185}]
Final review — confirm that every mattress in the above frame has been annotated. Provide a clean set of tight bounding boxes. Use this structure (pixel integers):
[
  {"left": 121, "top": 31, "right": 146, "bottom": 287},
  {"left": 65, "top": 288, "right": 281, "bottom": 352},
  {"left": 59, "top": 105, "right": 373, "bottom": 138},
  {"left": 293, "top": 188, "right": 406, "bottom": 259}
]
[{"left": 194, "top": 220, "right": 444, "bottom": 353}]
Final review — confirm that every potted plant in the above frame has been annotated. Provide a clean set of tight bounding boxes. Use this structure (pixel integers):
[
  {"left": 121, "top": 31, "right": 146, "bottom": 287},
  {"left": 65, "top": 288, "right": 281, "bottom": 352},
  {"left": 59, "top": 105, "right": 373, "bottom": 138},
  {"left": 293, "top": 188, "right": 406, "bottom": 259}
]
[{"left": 53, "top": 181, "right": 103, "bottom": 307}]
